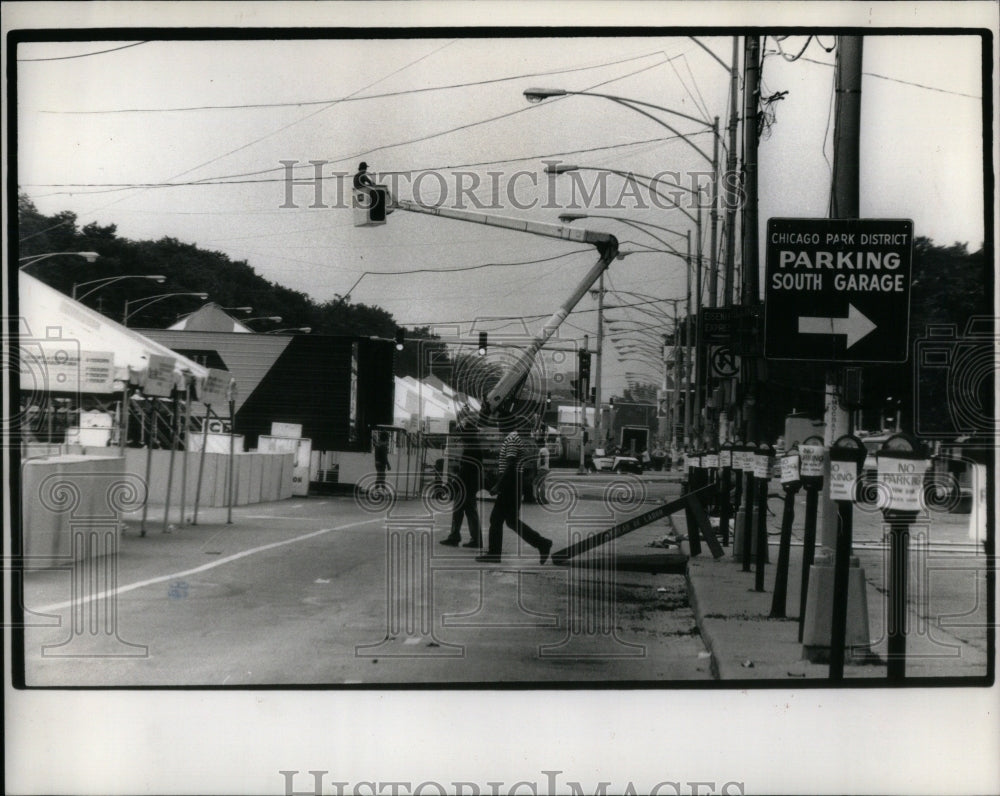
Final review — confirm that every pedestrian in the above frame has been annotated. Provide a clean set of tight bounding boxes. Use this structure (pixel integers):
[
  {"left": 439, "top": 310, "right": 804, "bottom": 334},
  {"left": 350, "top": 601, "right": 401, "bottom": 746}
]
[
  {"left": 476, "top": 412, "right": 553, "bottom": 565},
  {"left": 534, "top": 434, "right": 550, "bottom": 505},
  {"left": 441, "top": 413, "right": 483, "bottom": 548},
  {"left": 372, "top": 429, "right": 390, "bottom": 494}
]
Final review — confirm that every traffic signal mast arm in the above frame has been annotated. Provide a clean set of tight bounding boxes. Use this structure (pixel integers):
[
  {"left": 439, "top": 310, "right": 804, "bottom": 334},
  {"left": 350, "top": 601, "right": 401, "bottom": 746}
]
[{"left": 391, "top": 197, "right": 618, "bottom": 417}]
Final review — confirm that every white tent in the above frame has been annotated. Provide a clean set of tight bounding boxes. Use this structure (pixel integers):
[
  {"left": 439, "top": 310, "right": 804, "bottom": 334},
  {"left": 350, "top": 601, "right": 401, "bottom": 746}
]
[{"left": 18, "top": 273, "right": 209, "bottom": 396}]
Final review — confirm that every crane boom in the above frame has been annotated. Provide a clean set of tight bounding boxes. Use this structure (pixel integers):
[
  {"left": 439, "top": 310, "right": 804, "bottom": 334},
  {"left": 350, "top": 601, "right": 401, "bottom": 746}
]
[{"left": 390, "top": 197, "right": 618, "bottom": 417}]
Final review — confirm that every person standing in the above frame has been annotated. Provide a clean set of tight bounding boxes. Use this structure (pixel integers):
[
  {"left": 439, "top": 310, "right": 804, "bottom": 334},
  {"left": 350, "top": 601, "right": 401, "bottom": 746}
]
[
  {"left": 476, "top": 414, "right": 553, "bottom": 565},
  {"left": 441, "top": 415, "right": 482, "bottom": 548},
  {"left": 372, "top": 429, "right": 390, "bottom": 494},
  {"left": 534, "top": 435, "right": 550, "bottom": 505}
]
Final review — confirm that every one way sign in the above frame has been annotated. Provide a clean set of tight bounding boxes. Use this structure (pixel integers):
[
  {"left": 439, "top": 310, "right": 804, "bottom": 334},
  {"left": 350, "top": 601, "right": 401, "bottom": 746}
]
[{"left": 764, "top": 218, "right": 913, "bottom": 363}]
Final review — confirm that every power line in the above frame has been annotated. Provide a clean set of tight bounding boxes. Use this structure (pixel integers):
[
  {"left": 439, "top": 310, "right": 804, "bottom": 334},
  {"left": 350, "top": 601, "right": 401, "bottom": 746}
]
[{"left": 42, "top": 50, "right": 669, "bottom": 114}]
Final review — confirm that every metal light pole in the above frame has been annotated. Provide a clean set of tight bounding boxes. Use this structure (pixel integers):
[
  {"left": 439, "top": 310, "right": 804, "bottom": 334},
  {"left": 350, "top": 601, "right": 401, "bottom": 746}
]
[
  {"left": 73, "top": 274, "right": 166, "bottom": 301},
  {"left": 123, "top": 292, "right": 209, "bottom": 326},
  {"left": 18, "top": 251, "right": 99, "bottom": 270}
]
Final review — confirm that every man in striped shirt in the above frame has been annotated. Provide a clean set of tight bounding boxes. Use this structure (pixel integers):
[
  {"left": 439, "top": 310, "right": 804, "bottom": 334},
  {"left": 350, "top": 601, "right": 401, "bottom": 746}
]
[{"left": 476, "top": 413, "right": 553, "bottom": 565}]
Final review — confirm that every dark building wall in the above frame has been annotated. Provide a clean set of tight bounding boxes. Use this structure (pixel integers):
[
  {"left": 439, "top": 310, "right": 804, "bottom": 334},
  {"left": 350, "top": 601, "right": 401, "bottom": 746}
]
[{"left": 235, "top": 336, "right": 393, "bottom": 451}]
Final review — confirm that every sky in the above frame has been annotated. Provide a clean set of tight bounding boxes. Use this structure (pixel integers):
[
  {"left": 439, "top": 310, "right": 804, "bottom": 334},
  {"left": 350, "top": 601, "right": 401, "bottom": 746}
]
[{"left": 13, "top": 28, "right": 988, "bottom": 398}]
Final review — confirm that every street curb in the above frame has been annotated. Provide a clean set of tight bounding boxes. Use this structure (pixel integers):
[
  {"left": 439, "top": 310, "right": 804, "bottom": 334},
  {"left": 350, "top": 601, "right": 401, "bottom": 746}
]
[{"left": 684, "top": 558, "right": 722, "bottom": 680}]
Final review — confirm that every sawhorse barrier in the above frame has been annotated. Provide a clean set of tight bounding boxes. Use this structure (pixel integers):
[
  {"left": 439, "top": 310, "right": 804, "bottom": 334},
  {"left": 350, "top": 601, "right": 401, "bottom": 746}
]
[{"left": 550, "top": 482, "right": 724, "bottom": 565}]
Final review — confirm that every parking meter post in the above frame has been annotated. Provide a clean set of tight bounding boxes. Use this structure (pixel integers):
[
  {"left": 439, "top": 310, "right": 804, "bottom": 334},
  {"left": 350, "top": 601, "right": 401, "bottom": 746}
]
[
  {"left": 875, "top": 433, "right": 928, "bottom": 682},
  {"left": 741, "top": 463, "right": 755, "bottom": 572},
  {"left": 753, "top": 444, "right": 773, "bottom": 592},
  {"left": 771, "top": 447, "right": 801, "bottom": 618},
  {"left": 162, "top": 391, "right": 180, "bottom": 534},
  {"left": 886, "top": 509, "right": 917, "bottom": 681},
  {"left": 719, "top": 443, "right": 733, "bottom": 546},
  {"left": 192, "top": 404, "right": 212, "bottom": 526},
  {"left": 771, "top": 484, "right": 799, "bottom": 617},
  {"left": 686, "top": 453, "right": 703, "bottom": 557},
  {"left": 827, "top": 434, "right": 867, "bottom": 680},
  {"left": 829, "top": 498, "right": 854, "bottom": 680}
]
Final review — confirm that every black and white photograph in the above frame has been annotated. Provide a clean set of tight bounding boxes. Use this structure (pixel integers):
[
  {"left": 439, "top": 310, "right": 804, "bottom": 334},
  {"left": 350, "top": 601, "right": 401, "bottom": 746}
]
[{"left": 4, "top": 2, "right": 997, "bottom": 794}]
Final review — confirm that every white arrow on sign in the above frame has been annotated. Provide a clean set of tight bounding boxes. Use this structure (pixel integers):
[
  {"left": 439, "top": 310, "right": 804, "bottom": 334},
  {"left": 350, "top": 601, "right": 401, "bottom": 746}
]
[{"left": 798, "top": 303, "right": 877, "bottom": 349}]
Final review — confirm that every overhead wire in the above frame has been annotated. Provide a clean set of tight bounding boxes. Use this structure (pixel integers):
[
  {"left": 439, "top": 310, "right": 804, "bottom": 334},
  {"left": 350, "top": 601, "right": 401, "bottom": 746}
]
[{"left": 42, "top": 50, "right": 670, "bottom": 114}]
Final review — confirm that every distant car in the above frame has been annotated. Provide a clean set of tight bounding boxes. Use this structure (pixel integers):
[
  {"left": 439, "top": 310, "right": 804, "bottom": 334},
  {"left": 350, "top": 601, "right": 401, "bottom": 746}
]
[{"left": 588, "top": 448, "right": 643, "bottom": 474}]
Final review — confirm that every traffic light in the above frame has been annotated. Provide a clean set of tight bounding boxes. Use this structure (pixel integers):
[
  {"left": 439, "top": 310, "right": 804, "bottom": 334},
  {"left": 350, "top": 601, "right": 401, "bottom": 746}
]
[
  {"left": 546, "top": 391, "right": 552, "bottom": 408},
  {"left": 578, "top": 349, "right": 591, "bottom": 381},
  {"left": 394, "top": 328, "right": 405, "bottom": 351},
  {"left": 478, "top": 332, "right": 488, "bottom": 356}
]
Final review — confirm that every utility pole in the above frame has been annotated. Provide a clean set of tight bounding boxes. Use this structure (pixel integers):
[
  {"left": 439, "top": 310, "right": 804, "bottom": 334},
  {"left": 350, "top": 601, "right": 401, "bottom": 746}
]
[
  {"left": 708, "top": 116, "right": 720, "bottom": 308},
  {"left": 740, "top": 35, "right": 761, "bottom": 444},
  {"left": 821, "top": 35, "right": 864, "bottom": 542},
  {"left": 684, "top": 231, "right": 693, "bottom": 448},
  {"left": 594, "top": 273, "right": 605, "bottom": 448},
  {"left": 723, "top": 36, "right": 740, "bottom": 308}
]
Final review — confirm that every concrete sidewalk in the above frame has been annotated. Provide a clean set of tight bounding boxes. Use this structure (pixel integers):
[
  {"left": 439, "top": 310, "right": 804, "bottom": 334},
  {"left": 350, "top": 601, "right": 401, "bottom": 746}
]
[{"left": 685, "top": 528, "right": 990, "bottom": 682}]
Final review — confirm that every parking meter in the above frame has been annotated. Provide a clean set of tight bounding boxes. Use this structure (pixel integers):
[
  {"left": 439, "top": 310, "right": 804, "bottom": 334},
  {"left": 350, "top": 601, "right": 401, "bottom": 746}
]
[{"left": 828, "top": 434, "right": 868, "bottom": 680}]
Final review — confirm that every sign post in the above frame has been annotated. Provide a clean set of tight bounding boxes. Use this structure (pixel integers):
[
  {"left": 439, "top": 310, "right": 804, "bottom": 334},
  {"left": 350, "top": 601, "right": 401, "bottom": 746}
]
[
  {"left": 764, "top": 218, "right": 913, "bottom": 364},
  {"left": 797, "top": 436, "right": 825, "bottom": 641},
  {"left": 770, "top": 446, "right": 801, "bottom": 618},
  {"left": 737, "top": 444, "right": 755, "bottom": 571},
  {"left": 877, "top": 433, "right": 929, "bottom": 681},
  {"left": 828, "top": 434, "right": 867, "bottom": 680}
]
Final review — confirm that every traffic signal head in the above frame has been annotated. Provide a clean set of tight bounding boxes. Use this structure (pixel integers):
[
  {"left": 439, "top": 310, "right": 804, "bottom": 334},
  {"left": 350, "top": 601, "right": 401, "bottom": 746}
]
[
  {"left": 395, "top": 328, "right": 405, "bottom": 351},
  {"left": 478, "top": 332, "right": 488, "bottom": 356}
]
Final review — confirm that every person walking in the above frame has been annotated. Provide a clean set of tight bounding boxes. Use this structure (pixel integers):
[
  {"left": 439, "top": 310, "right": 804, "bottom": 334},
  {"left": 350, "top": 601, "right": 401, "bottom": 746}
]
[
  {"left": 441, "top": 414, "right": 483, "bottom": 548},
  {"left": 476, "top": 414, "right": 553, "bottom": 565}
]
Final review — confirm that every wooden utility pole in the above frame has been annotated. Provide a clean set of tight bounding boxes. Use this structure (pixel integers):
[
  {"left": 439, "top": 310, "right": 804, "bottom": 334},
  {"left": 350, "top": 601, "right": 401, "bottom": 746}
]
[
  {"left": 740, "top": 35, "right": 761, "bottom": 444},
  {"left": 723, "top": 36, "right": 740, "bottom": 308}
]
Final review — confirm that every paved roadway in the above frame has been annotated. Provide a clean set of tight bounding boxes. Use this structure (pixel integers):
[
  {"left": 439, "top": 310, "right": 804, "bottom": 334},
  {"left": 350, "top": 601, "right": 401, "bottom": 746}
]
[{"left": 20, "top": 472, "right": 712, "bottom": 686}]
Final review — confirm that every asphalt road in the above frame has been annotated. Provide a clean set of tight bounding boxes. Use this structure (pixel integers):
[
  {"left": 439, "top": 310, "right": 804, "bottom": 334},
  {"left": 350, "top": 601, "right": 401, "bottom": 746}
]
[{"left": 20, "top": 483, "right": 713, "bottom": 686}]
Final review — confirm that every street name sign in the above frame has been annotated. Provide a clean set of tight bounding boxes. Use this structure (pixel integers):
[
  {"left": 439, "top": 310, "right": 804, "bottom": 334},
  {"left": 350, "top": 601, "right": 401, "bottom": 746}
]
[{"left": 764, "top": 218, "right": 913, "bottom": 362}]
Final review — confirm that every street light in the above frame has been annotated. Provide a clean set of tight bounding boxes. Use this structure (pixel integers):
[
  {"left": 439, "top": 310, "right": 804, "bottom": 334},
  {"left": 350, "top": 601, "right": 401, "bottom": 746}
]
[
  {"left": 72, "top": 274, "right": 166, "bottom": 301},
  {"left": 242, "top": 315, "right": 283, "bottom": 326},
  {"left": 19, "top": 251, "right": 100, "bottom": 270},
  {"left": 222, "top": 306, "right": 254, "bottom": 314},
  {"left": 528, "top": 85, "right": 721, "bottom": 304},
  {"left": 549, "top": 165, "right": 700, "bottom": 228},
  {"left": 266, "top": 327, "right": 312, "bottom": 334},
  {"left": 122, "top": 292, "right": 208, "bottom": 326}
]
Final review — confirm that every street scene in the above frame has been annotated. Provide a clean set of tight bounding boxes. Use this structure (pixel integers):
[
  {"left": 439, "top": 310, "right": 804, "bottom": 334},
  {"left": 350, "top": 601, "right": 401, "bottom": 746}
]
[{"left": 5, "top": 10, "right": 997, "bottom": 796}]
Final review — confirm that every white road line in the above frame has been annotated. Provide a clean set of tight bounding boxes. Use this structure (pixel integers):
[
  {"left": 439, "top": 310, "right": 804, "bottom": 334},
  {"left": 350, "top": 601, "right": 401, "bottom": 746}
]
[{"left": 36, "top": 517, "right": 381, "bottom": 614}]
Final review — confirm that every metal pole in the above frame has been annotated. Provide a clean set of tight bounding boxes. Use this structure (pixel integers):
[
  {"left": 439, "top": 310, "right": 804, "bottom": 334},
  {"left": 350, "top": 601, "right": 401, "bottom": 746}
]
[
  {"left": 829, "top": 497, "right": 854, "bottom": 680},
  {"left": 140, "top": 397, "right": 155, "bottom": 537},
  {"left": 887, "top": 510, "right": 915, "bottom": 681},
  {"left": 754, "top": 470, "right": 769, "bottom": 591},
  {"left": 798, "top": 485, "right": 820, "bottom": 641},
  {"left": 672, "top": 302, "right": 682, "bottom": 451},
  {"left": 693, "top": 201, "right": 703, "bottom": 444},
  {"left": 718, "top": 462, "right": 732, "bottom": 547},
  {"left": 162, "top": 391, "right": 180, "bottom": 534},
  {"left": 192, "top": 403, "right": 211, "bottom": 525},
  {"left": 741, "top": 468, "right": 755, "bottom": 572},
  {"left": 770, "top": 484, "right": 799, "bottom": 617},
  {"left": 684, "top": 232, "right": 693, "bottom": 448},
  {"left": 227, "top": 397, "right": 236, "bottom": 524},
  {"left": 594, "top": 274, "right": 604, "bottom": 448},
  {"left": 119, "top": 382, "right": 130, "bottom": 455},
  {"left": 179, "top": 378, "right": 192, "bottom": 525}
]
